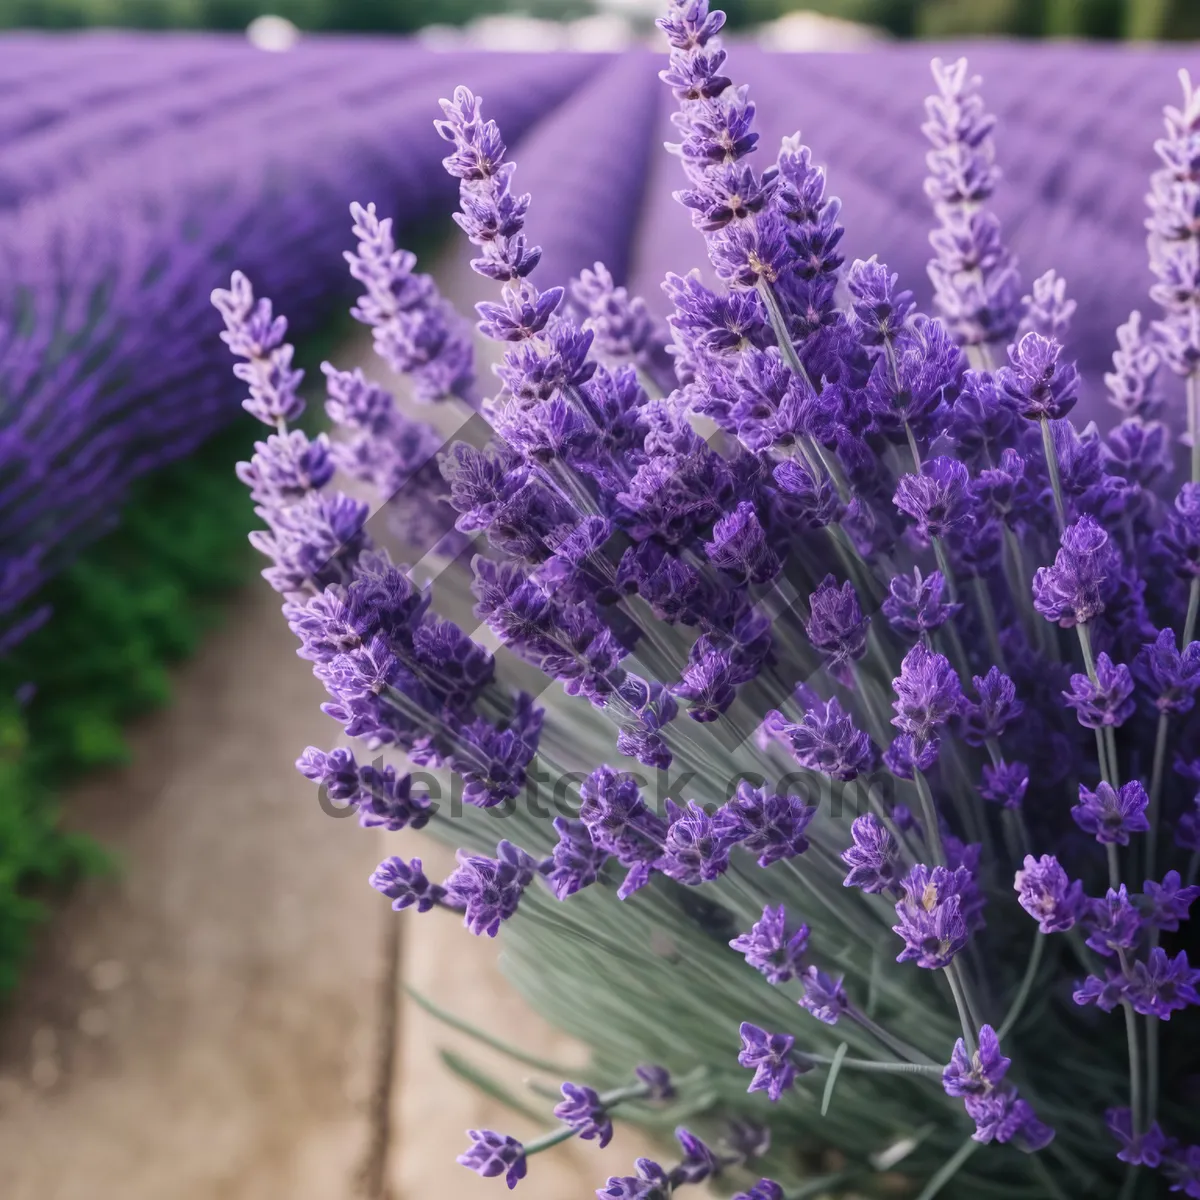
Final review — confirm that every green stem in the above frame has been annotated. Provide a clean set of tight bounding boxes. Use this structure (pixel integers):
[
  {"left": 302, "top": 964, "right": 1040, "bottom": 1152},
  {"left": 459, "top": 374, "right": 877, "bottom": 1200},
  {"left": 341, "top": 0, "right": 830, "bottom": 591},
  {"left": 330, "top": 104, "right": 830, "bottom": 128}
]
[
  {"left": 905, "top": 419, "right": 923, "bottom": 470},
  {"left": 913, "top": 769, "right": 947, "bottom": 867},
  {"left": 849, "top": 1008, "right": 939, "bottom": 1066},
  {"left": 997, "top": 933, "right": 1046, "bottom": 1041},
  {"left": 1185, "top": 576, "right": 1199, "bottom": 649},
  {"left": 802, "top": 1052, "right": 942, "bottom": 1077},
  {"left": 758, "top": 278, "right": 848, "bottom": 500},
  {"left": 972, "top": 576, "right": 1007, "bottom": 672},
  {"left": 944, "top": 965, "right": 977, "bottom": 1052},
  {"left": 932, "top": 538, "right": 958, "bottom": 605},
  {"left": 1108, "top": 843, "right": 1121, "bottom": 892},
  {"left": 1040, "top": 416, "right": 1066, "bottom": 532},
  {"left": 522, "top": 1126, "right": 582, "bottom": 1156},
  {"left": 1124, "top": 997, "right": 1144, "bottom": 1130},
  {"left": 914, "top": 1135, "right": 981, "bottom": 1200},
  {"left": 1180, "top": 576, "right": 1200, "bottom": 652},
  {"left": 1146, "top": 712, "right": 1169, "bottom": 883}
]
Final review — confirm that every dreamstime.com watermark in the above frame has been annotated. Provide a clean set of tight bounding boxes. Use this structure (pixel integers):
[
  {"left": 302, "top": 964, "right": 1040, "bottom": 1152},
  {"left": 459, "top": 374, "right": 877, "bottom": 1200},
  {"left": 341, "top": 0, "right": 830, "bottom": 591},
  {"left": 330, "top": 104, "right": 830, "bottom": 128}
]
[{"left": 315, "top": 758, "right": 898, "bottom": 824}]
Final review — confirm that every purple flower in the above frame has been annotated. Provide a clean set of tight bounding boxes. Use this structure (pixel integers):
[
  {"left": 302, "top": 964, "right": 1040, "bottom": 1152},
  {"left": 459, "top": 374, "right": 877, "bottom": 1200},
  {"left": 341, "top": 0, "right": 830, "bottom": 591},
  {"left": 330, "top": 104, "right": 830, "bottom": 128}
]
[
  {"left": 738, "top": 1022, "right": 803, "bottom": 1102},
  {"left": 708, "top": 210, "right": 792, "bottom": 287},
  {"left": 237, "top": 430, "right": 333, "bottom": 506},
  {"left": 799, "top": 966, "right": 848, "bottom": 1025},
  {"left": 884, "top": 733, "right": 941, "bottom": 779},
  {"left": 1125, "top": 948, "right": 1200, "bottom": 1019},
  {"left": 344, "top": 202, "right": 474, "bottom": 402},
  {"left": 846, "top": 257, "right": 914, "bottom": 346},
  {"left": 716, "top": 782, "right": 815, "bottom": 867},
  {"left": 769, "top": 698, "right": 876, "bottom": 781},
  {"left": 804, "top": 574, "right": 869, "bottom": 675},
  {"left": 1158, "top": 483, "right": 1200, "bottom": 580},
  {"left": 1105, "top": 312, "right": 1162, "bottom": 418},
  {"left": 634, "top": 1064, "right": 675, "bottom": 1101},
  {"left": 458, "top": 1129, "right": 527, "bottom": 1189},
  {"left": 773, "top": 459, "right": 839, "bottom": 527},
  {"left": 893, "top": 864, "right": 970, "bottom": 969},
  {"left": 1062, "top": 654, "right": 1136, "bottom": 729},
  {"left": 864, "top": 318, "right": 964, "bottom": 440},
  {"left": 980, "top": 760, "right": 1029, "bottom": 809},
  {"left": 1106, "top": 1108, "right": 1171, "bottom": 1168},
  {"left": 1083, "top": 886, "right": 1143, "bottom": 957},
  {"left": 1147, "top": 71, "right": 1200, "bottom": 375},
  {"left": 923, "top": 58, "right": 1021, "bottom": 347},
  {"left": 894, "top": 457, "right": 972, "bottom": 539},
  {"left": 1014, "top": 855, "right": 1084, "bottom": 934},
  {"left": 369, "top": 856, "right": 446, "bottom": 913},
  {"left": 212, "top": 271, "right": 306, "bottom": 427},
  {"left": 1179, "top": 795, "right": 1200, "bottom": 854},
  {"left": 1072, "top": 780, "right": 1150, "bottom": 846},
  {"left": 964, "top": 1089, "right": 1055, "bottom": 1149},
  {"left": 841, "top": 814, "right": 901, "bottom": 895},
  {"left": 1144, "top": 870, "right": 1200, "bottom": 932},
  {"left": 729, "top": 904, "right": 810, "bottom": 984},
  {"left": 998, "top": 331, "right": 1079, "bottom": 421},
  {"left": 891, "top": 643, "right": 963, "bottom": 746},
  {"left": 882, "top": 567, "right": 961, "bottom": 635},
  {"left": 477, "top": 282, "right": 563, "bottom": 342},
  {"left": 1165, "top": 1143, "right": 1200, "bottom": 1196},
  {"left": 443, "top": 840, "right": 538, "bottom": 937},
  {"left": 554, "top": 1082, "right": 613, "bottom": 1147},
  {"left": 705, "top": 501, "right": 779, "bottom": 584},
  {"left": 671, "top": 1128, "right": 721, "bottom": 1185},
  {"left": 1136, "top": 628, "right": 1200, "bottom": 714},
  {"left": 1073, "top": 968, "right": 1129, "bottom": 1012},
  {"left": 578, "top": 767, "right": 666, "bottom": 873},
  {"left": 957, "top": 666, "right": 1023, "bottom": 745},
  {"left": 662, "top": 800, "right": 732, "bottom": 885},
  {"left": 733, "top": 1183, "right": 784, "bottom": 1200},
  {"left": 942, "top": 1024, "right": 1010, "bottom": 1097},
  {"left": 1033, "top": 516, "right": 1119, "bottom": 627},
  {"left": 657, "top": 0, "right": 726, "bottom": 50},
  {"left": 1021, "top": 269, "right": 1076, "bottom": 342},
  {"left": 543, "top": 817, "right": 609, "bottom": 900},
  {"left": 597, "top": 1157, "right": 672, "bottom": 1200}
]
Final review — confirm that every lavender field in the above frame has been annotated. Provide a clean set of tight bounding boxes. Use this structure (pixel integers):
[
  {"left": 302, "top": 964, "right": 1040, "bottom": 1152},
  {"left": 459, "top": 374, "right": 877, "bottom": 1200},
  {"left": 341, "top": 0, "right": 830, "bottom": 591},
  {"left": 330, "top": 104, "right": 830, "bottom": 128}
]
[{"left": 3, "top": 19, "right": 1200, "bottom": 1200}]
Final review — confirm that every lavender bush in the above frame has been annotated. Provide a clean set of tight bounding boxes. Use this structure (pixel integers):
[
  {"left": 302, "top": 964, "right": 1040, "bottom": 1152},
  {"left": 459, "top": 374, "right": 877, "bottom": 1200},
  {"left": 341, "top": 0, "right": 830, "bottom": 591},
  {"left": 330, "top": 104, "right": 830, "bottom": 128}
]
[{"left": 217, "top": 6, "right": 1200, "bottom": 1196}]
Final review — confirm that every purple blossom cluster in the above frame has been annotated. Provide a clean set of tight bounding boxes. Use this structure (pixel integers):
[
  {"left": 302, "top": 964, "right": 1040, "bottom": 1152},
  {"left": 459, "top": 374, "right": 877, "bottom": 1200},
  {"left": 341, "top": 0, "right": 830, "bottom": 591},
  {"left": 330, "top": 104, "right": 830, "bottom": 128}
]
[{"left": 216, "top": 8, "right": 1200, "bottom": 1196}]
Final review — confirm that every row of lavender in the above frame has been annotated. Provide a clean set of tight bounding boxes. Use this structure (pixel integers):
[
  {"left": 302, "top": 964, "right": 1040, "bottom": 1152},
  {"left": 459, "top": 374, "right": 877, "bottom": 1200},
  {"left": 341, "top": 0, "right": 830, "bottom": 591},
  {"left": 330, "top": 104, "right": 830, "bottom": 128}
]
[{"left": 0, "top": 36, "right": 619, "bottom": 646}]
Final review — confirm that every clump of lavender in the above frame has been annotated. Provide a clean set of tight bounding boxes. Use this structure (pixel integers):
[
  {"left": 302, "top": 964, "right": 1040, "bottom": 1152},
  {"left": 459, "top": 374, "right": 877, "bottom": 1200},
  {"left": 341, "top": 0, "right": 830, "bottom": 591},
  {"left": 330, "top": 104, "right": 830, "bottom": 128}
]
[{"left": 215, "top": 7, "right": 1200, "bottom": 1197}]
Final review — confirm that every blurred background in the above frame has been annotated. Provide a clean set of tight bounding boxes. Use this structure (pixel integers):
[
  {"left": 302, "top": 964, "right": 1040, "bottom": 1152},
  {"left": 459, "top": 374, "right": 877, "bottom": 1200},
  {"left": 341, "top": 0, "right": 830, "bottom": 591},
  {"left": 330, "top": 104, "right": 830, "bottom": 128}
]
[{"left": 0, "top": 1, "right": 1195, "bottom": 1197}]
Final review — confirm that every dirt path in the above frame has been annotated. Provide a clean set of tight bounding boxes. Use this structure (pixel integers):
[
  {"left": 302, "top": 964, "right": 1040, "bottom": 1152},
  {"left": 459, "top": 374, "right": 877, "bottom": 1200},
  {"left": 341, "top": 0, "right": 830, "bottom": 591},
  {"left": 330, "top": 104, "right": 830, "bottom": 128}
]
[{"left": 0, "top": 575, "right": 654, "bottom": 1198}]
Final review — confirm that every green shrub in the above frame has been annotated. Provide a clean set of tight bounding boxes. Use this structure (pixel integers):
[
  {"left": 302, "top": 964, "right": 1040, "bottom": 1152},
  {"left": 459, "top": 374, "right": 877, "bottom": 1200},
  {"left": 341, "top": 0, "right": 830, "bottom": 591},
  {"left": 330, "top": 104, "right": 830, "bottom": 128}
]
[{"left": 0, "top": 419, "right": 259, "bottom": 995}]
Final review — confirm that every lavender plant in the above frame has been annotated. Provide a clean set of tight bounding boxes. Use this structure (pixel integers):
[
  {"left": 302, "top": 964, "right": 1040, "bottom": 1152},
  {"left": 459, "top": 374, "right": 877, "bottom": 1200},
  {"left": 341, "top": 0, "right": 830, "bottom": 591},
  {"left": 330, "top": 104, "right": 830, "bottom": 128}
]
[{"left": 215, "top": 6, "right": 1200, "bottom": 1196}]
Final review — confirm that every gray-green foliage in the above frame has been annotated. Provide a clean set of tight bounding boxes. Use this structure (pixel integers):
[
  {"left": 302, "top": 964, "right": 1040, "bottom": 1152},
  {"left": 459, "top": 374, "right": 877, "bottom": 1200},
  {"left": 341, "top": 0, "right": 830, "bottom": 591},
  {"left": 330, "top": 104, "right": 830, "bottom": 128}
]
[{"left": 412, "top": 644, "right": 1124, "bottom": 1197}]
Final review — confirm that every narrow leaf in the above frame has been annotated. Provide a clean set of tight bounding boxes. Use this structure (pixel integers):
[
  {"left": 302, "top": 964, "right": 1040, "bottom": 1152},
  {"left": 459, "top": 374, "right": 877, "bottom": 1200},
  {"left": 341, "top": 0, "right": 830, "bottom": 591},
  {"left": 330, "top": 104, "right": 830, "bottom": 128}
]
[
  {"left": 439, "top": 1049, "right": 547, "bottom": 1125},
  {"left": 406, "top": 985, "right": 575, "bottom": 1075},
  {"left": 821, "top": 1042, "right": 849, "bottom": 1117}
]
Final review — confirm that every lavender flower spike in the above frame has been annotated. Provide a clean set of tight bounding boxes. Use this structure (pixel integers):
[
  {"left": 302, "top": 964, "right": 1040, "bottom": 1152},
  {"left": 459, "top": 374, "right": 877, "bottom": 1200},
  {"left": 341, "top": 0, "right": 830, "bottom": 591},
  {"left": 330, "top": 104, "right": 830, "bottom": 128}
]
[
  {"left": 211, "top": 271, "right": 305, "bottom": 428},
  {"left": 1147, "top": 70, "right": 1200, "bottom": 381},
  {"left": 344, "top": 201, "right": 475, "bottom": 403},
  {"left": 923, "top": 57, "right": 1021, "bottom": 349}
]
